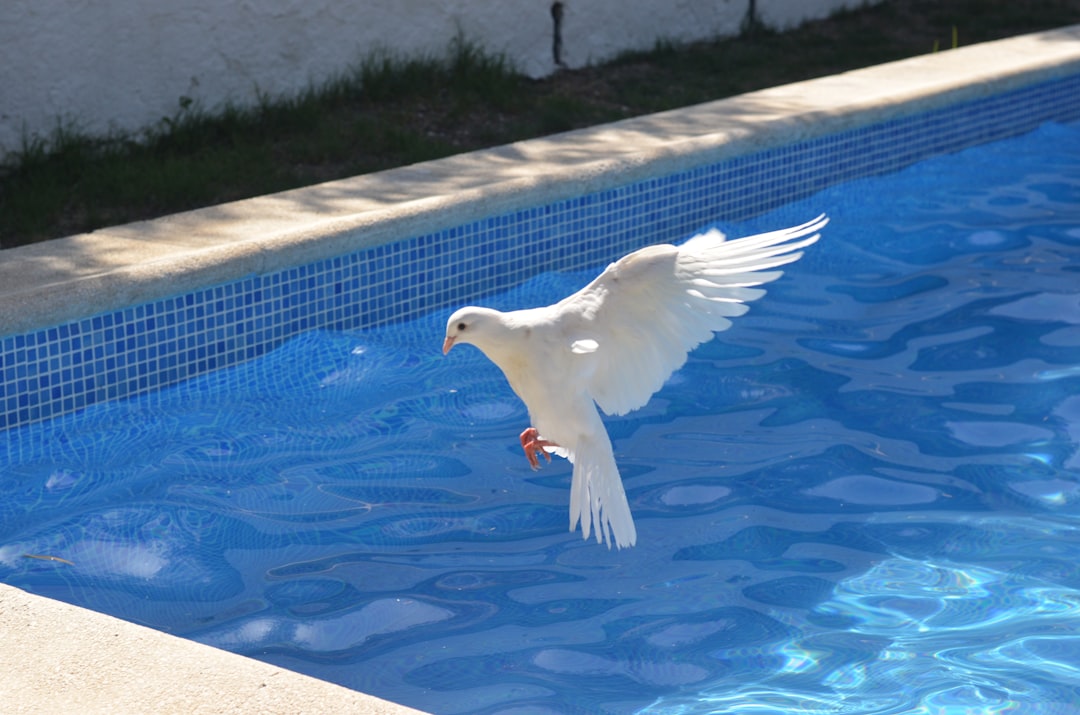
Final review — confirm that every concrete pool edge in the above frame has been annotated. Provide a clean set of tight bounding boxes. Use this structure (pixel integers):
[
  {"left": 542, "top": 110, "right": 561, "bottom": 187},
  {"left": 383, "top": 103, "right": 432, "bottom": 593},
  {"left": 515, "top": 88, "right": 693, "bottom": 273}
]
[
  {"left": 3, "top": 24, "right": 1080, "bottom": 715},
  {"left": 0, "top": 583, "right": 426, "bottom": 714},
  {"left": 2, "top": 24, "right": 1080, "bottom": 339}
]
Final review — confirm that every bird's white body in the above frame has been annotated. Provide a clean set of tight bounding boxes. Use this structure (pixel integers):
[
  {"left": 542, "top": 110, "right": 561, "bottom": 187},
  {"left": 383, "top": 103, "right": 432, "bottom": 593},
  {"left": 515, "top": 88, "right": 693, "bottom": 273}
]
[{"left": 444, "top": 214, "right": 827, "bottom": 549}]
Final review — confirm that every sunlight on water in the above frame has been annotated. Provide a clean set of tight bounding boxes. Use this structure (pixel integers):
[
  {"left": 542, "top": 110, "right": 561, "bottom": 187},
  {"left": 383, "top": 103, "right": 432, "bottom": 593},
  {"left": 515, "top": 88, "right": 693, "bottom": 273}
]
[
  {"left": 2, "top": 121, "right": 1080, "bottom": 714},
  {"left": 649, "top": 546, "right": 1080, "bottom": 714}
]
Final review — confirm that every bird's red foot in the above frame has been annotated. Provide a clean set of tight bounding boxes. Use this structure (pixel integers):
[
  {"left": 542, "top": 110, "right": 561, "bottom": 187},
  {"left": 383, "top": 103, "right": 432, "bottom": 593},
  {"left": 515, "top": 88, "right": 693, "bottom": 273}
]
[{"left": 520, "top": 427, "right": 558, "bottom": 470}]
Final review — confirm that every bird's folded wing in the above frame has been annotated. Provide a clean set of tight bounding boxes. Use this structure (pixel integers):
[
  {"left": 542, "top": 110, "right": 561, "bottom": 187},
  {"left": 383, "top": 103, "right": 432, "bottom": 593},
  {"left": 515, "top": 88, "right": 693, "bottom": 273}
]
[{"left": 556, "top": 214, "right": 826, "bottom": 416}]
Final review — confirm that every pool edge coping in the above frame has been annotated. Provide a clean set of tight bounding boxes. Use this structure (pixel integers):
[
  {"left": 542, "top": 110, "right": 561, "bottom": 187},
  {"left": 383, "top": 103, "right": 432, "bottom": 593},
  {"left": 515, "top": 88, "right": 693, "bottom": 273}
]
[
  {"left": 3, "top": 24, "right": 1080, "bottom": 715},
  {"left": 0, "top": 583, "right": 427, "bottom": 714}
]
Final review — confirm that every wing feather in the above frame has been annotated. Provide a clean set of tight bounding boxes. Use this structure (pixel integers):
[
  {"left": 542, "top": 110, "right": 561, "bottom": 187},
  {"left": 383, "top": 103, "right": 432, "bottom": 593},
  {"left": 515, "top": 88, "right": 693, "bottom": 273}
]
[{"left": 556, "top": 214, "right": 827, "bottom": 416}]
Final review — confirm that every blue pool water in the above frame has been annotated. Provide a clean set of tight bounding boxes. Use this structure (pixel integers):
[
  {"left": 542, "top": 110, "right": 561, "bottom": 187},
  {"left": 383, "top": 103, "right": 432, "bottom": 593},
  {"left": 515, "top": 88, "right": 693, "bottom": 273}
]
[{"left": 3, "top": 120, "right": 1080, "bottom": 714}]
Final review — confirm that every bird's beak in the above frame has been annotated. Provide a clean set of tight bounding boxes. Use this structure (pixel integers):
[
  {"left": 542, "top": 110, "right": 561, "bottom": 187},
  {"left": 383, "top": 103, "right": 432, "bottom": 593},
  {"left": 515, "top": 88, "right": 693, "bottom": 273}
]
[{"left": 442, "top": 335, "right": 455, "bottom": 355}]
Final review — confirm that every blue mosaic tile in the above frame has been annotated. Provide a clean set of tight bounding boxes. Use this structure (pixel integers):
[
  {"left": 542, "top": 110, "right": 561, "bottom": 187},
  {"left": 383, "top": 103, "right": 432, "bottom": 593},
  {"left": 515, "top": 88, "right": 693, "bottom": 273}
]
[{"left": 2, "top": 72, "right": 1079, "bottom": 432}]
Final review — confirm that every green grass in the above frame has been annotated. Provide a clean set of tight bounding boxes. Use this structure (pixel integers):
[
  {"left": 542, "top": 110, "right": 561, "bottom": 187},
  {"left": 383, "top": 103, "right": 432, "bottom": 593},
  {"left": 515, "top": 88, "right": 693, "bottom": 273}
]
[{"left": 1, "top": 0, "right": 1078, "bottom": 248}]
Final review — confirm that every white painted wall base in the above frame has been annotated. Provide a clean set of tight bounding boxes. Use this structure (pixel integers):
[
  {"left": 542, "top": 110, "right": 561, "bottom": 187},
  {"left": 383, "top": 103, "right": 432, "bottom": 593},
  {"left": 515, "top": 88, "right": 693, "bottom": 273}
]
[{"left": 0, "top": 0, "right": 882, "bottom": 156}]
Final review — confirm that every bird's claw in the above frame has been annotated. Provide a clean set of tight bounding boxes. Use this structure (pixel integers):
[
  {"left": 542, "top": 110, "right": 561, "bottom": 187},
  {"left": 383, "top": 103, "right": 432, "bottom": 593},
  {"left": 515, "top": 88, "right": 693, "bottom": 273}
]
[{"left": 520, "top": 427, "right": 557, "bottom": 470}]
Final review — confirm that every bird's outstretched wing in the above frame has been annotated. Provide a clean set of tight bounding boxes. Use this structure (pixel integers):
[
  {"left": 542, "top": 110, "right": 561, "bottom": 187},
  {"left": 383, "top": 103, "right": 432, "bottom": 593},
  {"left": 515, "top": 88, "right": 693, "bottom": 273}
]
[{"left": 555, "top": 214, "right": 827, "bottom": 416}]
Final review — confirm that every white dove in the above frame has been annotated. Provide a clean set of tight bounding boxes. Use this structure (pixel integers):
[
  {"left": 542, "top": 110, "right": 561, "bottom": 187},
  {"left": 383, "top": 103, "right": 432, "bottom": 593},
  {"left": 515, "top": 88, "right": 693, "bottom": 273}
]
[{"left": 443, "top": 213, "right": 827, "bottom": 549}]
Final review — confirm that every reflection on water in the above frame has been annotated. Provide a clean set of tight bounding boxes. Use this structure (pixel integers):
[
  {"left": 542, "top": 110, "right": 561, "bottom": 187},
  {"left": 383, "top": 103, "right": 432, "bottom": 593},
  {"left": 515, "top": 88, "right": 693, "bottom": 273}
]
[
  {"left": 654, "top": 547, "right": 1080, "bottom": 714},
  {"left": 2, "top": 121, "right": 1080, "bottom": 714}
]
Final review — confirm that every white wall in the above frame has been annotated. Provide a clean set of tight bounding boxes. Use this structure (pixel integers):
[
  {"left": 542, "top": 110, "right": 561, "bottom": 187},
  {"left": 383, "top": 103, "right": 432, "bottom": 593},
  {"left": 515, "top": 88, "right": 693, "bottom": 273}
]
[
  {"left": 757, "top": 0, "right": 877, "bottom": 30},
  {"left": 0, "top": 0, "right": 881, "bottom": 156}
]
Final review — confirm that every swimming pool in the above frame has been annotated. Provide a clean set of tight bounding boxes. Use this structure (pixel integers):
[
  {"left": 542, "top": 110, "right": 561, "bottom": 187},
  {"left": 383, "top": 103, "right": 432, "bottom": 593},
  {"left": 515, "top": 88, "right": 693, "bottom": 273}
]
[
  {"left": 3, "top": 25, "right": 1080, "bottom": 715},
  {"left": 3, "top": 116, "right": 1080, "bottom": 714}
]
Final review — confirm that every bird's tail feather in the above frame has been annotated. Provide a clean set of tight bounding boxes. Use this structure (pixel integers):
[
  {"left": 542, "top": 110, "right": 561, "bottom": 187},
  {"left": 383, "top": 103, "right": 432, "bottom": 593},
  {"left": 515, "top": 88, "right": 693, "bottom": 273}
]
[{"left": 568, "top": 436, "right": 637, "bottom": 549}]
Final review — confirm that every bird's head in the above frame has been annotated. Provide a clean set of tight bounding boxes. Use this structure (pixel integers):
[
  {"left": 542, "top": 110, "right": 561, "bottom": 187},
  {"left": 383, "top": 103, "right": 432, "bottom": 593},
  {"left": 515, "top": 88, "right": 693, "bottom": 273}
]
[{"left": 442, "top": 306, "right": 505, "bottom": 355}]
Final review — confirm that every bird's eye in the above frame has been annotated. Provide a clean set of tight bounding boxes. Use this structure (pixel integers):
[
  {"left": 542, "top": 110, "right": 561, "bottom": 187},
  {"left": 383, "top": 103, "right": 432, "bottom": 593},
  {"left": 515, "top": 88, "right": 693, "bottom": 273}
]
[{"left": 457, "top": 322, "right": 467, "bottom": 332}]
